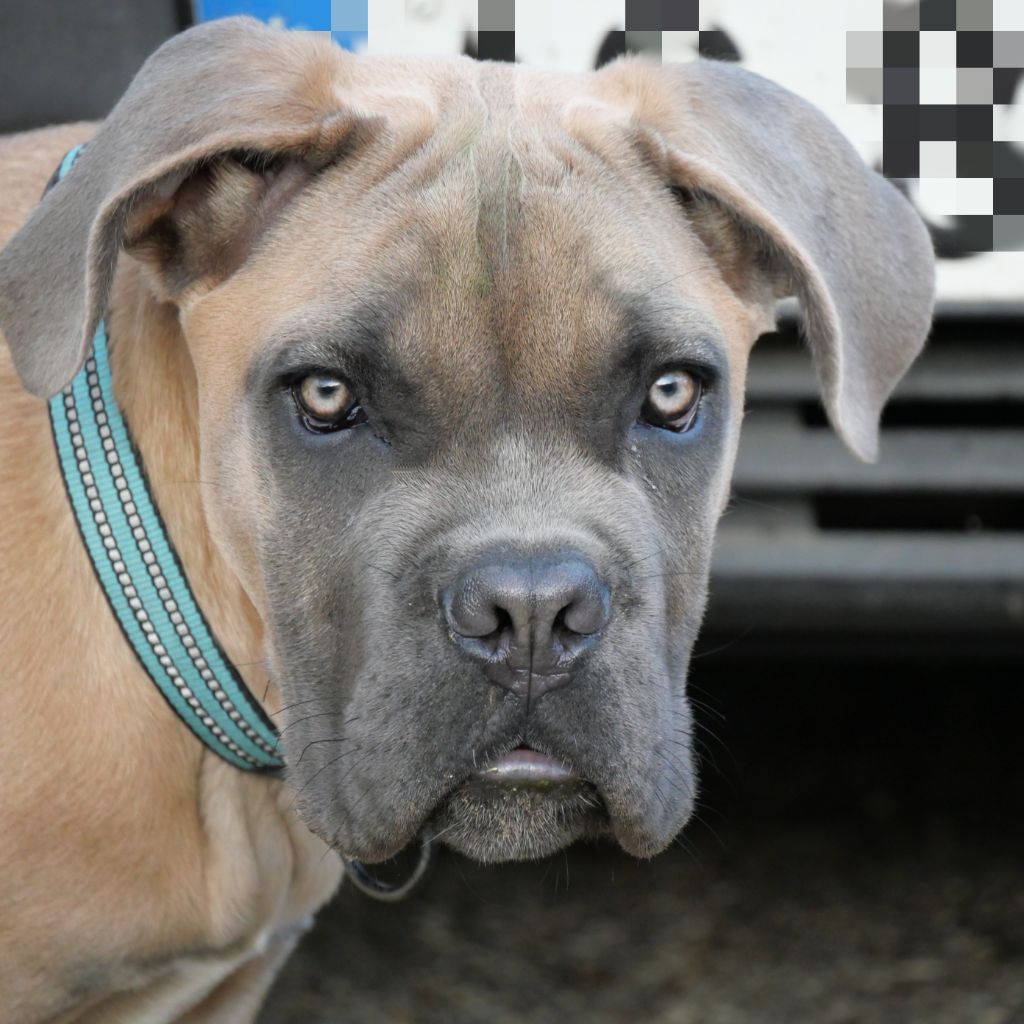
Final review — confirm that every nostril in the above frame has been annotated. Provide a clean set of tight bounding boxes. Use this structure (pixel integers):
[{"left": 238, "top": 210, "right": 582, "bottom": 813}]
[
  {"left": 472, "top": 606, "right": 513, "bottom": 657},
  {"left": 443, "top": 582, "right": 500, "bottom": 639},
  {"left": 491, "top": 606, "right": 513, "bottom": 636},
  {"left": 550, "top": 606, "right": 586, "bottom": 660},
  {"left": 561, "top": 585, "right": 611, "bottom": 638}
]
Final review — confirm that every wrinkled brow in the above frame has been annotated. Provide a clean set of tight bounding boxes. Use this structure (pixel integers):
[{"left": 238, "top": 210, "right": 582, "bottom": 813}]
[
  {"left": 613, "top": 291, "right": 729, "bottom": 378},
  {"left": 246, "top": 299, "right": 401, "bottom": 394}
]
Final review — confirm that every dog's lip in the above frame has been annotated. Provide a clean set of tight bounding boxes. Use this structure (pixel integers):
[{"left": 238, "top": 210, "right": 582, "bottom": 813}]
[{"left": 472, "top": 745, "right": 580, "bottom": 785}]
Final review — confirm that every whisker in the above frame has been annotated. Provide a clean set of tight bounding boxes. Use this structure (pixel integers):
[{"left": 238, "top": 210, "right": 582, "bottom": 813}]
[
  {"left": 276, "top": 710, "right": 351, "bottom": 738},
  {"left": 619, "top": 547, "right": 665, "bottom": 573},
  {"left": 630, "top": 570, "right": 704, "bottom": 582},
  {"left": 289, "top": 748, "right": 357, "bottom": 803},
  {"left": 687, "top": 692, "right": 728, "bottom": 722},
  {"left": 633, "top": 260, "right": 720, "bottom": 301},
  {"left": 691, "top": 626, "right": 755, "bottom": 660},
  {"left": 268, "top": 696, "right": 324, "bottom": 718},
  {"left": 295, "top": 736, "right": 349, "bottom": 765},
  {"left": 689, "top": 809, "right": 729, "bottom": 854}
]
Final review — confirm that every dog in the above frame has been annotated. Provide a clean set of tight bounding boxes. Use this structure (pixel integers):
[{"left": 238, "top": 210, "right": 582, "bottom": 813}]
[{"left": 0, "top": 16, "right": 935, "bottom": 1023}]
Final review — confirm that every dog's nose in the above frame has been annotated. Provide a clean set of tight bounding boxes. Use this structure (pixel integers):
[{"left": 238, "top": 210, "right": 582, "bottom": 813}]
[{"left": 441, "top": 552, "right": 611, "bottom": 698}]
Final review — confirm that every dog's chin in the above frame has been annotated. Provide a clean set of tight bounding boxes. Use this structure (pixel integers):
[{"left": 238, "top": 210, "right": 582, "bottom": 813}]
[
  {"left": 425, "top": 778, "right": 610, "bottom": 863},
  {"left": 293, "top": 743, "right": 693, "bottom": 866}
]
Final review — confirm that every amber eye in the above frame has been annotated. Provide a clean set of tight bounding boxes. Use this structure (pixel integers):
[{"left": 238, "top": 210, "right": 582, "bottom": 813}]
[
  {"left": 292, "top": 374, "right": 366, "bottom": 433},
  {"left": 641, "top": 369, "right": 702, "bottom": 432}
]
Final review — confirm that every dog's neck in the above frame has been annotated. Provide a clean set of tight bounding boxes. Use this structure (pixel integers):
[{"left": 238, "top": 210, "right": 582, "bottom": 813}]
[{"left": 105, "top": 261, "right": 280, "bottom": 717}]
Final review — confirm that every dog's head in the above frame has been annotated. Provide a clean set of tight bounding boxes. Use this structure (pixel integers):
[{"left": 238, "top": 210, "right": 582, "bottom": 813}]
[{"left": 0, "top": 19, "right": 934, "bottom": 863}]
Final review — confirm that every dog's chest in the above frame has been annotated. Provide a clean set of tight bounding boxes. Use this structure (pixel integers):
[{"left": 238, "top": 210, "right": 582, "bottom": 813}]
[
  {"left": 50, "top": 767, "right": 345, "bottom": 1024},
  {"left": 82, "top": 918, "right": 315, "bottom": 1024}
]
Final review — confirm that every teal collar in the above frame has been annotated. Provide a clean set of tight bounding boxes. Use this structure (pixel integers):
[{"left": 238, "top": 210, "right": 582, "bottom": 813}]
[
  {"left": 45, "top": 144, "right": 434, "bottom": 899},
  {"left": 47, "top": 144, "right": 282, "bottom": 773}
]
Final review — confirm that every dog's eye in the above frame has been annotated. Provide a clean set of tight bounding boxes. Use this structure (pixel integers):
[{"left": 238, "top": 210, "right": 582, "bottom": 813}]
[
  {"left": 641, "top": 370, "right": 703, "bottom": 432},
  {"left": 292, "top": 374, "right": 366, "bottom": 433}
]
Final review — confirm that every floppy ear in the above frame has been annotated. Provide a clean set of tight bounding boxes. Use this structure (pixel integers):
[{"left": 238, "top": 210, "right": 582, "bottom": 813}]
[
  {"left": 0, "top": 16, "right": 375, "bottom": 399},
  {"left": 592, "top": 57, "right": 936, "bottom": 462}
]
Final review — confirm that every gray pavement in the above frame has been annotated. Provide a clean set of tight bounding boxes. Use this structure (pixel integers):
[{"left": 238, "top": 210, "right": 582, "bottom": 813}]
[{"left": 261, "top": 663, "right": 1024, "bottom": 1024}]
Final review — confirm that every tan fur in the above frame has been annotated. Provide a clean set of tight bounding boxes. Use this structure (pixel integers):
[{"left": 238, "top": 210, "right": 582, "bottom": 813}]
[
  {"left": 0, "top": 109, "right": 746, "bottom": 1024},
  {"left": 0, "top": 126, "right": 341, "bottom": 1024},
  {"left": 0, "top": 21, "right": 933, "bottom": 1022}
]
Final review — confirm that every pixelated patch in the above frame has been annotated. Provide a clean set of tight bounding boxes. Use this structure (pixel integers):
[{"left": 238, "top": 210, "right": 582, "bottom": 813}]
[
  {"left": 196, "top": 0, "right": 1022, "bottom": 257},
  {"left": 847, "top": 0, "right": 1024, "bottom": 252}
]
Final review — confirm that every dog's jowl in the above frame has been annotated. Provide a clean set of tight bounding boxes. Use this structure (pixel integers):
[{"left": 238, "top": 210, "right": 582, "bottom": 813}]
[{"left": 0, "top": 17, "right": 935, "bottom": 1023}]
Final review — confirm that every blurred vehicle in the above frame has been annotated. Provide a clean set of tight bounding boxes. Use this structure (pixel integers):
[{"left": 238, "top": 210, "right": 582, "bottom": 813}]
[{"left": 2, "top": 0, "right": 1020, "bottom": 658}]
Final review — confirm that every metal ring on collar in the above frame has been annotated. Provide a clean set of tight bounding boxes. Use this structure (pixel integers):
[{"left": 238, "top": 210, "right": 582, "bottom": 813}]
[{"left": 343, "top": 840, "right": 434, "bottom": 902}]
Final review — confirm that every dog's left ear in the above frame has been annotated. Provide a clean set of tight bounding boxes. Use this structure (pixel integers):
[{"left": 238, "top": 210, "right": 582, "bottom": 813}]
[
  {"left": 0, "top": 17, "right": 394, "bottom": 399},
  {"left": 588, "top": 58, "right": 936, "bottom": 462}
]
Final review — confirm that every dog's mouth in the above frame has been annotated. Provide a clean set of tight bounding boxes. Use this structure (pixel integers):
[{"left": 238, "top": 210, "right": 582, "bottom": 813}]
[
  {"left": 470, "top": 745, "right": 583, "bottom": 788},
  {"left": 424, "top": 744, "right": 609, "bottom": 863}
]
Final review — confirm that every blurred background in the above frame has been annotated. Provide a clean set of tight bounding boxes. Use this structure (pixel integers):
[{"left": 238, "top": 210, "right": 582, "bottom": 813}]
[{"left": 1, "top": 1, "right": 1021, "bottom": 1020}]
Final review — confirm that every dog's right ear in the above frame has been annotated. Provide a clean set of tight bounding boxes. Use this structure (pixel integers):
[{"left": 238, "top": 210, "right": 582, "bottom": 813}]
[
  {"left": 582, "top": 57, "right": 935, "bottom": 463},
  {"left": 0, "top": 17, "right": 386, "bottom": 399}
]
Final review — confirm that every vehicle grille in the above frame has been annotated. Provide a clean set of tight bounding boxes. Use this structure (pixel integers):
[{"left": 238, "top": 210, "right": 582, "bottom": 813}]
[{"left": 705, "top": 308, "right": 1024, "bottom": 655}]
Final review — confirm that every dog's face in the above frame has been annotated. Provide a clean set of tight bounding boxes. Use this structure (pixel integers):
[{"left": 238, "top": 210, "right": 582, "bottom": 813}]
[
  {"left": 0, "top": 20, "right": 934, "bottom": 864},
  {"left": 185, "top": 124, "right": 746, "bottom": 862}
]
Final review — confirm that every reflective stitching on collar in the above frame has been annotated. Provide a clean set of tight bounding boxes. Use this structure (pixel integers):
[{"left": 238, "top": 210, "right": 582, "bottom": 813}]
[{"left": 46, "top": 144, "right": 283, "bottom": 772}]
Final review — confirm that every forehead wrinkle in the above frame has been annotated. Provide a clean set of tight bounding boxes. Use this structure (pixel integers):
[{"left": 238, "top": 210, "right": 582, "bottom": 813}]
[
  {"left": 617, "top": 292, "right": 727, "bottom": 366},
  {"left": 245, "top": 298, "right": 402, "bottom": 393},
  {"left": 470, "top": 64, "right": 526, "bottom": 292}
]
